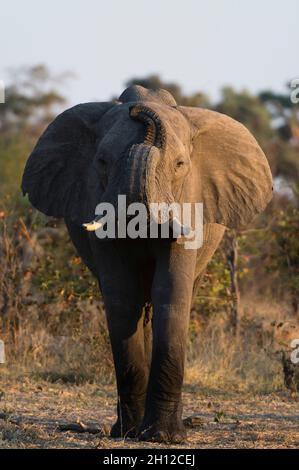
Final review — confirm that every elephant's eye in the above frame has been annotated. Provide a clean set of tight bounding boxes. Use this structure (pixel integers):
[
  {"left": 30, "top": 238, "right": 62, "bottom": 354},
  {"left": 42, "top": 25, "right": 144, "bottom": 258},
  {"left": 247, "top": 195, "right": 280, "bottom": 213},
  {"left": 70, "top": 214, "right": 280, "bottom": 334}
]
[{"left": 175, "top": 159, "right": 185, "bottom": 169}]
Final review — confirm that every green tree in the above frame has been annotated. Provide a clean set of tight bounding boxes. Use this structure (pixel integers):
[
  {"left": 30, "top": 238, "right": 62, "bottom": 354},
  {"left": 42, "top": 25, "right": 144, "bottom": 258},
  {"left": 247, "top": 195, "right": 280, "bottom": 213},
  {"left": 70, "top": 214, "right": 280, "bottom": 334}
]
[{"left": 0, "top": 65, "right": 67, "bottom": 195}]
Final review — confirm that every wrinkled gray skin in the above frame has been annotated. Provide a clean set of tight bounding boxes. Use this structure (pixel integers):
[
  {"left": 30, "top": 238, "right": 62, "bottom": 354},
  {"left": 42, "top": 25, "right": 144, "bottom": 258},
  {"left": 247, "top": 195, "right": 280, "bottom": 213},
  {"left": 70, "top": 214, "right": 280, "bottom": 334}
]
[{"left": 22, "top": 86, "right": 273, "bottom": 443}]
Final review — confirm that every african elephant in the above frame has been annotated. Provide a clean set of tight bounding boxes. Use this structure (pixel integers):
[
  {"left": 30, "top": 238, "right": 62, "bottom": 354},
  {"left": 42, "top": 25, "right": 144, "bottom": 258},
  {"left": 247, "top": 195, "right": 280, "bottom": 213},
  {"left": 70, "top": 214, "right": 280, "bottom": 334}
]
[{"left": 22, "top": 85, "right": 272, "bottom": 443}]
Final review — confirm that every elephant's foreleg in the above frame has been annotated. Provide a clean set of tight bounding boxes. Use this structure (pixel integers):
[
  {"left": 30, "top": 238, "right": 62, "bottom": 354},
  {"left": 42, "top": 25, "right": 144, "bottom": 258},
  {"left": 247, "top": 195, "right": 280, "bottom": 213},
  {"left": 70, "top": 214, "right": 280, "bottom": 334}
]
[
  {"left": 106, "top": 300, "right": 149, "bottom": 438},
  {"left": 139, "top": 243, "right": 197, "bottom": 443}
]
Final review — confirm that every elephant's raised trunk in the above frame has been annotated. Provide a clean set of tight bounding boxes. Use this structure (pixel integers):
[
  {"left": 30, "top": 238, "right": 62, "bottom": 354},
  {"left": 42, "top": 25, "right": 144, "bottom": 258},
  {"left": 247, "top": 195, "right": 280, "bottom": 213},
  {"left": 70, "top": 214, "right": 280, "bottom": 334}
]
[
  {"left": 123, "top": 142, "right": 175, "bottom": 220},
  {"left": 125, "top": 105, "right": 173, "bottom": 213},
  {"left": 129, "top": 104, "right": 167, "bottom": 150},
  {"left": 122, "top": 144, "right": 151, "bottom": 206}
]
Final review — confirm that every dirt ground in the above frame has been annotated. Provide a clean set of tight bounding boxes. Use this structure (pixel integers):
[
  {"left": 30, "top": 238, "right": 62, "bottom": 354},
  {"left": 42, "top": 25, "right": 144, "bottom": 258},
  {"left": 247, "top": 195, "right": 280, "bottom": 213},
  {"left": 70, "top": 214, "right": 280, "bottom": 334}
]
[{"left": 0, "top": 375, "right": 298, "bottom": 449}]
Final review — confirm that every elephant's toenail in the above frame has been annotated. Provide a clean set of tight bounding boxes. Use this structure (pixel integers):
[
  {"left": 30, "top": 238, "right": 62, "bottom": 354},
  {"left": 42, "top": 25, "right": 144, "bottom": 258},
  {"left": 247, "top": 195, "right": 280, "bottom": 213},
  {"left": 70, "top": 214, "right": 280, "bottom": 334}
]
[{"left": 172, "top": 433, "right": 185, "bottom": 443}]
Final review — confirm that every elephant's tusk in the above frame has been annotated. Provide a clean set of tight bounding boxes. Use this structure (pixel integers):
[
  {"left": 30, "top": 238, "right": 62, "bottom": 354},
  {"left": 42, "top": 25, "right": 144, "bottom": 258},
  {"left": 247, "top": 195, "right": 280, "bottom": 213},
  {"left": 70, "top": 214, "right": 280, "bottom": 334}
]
[
  {"left": 171, "top": 217, "right": 194, "bottom": 238},
  {"left": 82, "top": 218, "right": 104, "bottom": 232}
]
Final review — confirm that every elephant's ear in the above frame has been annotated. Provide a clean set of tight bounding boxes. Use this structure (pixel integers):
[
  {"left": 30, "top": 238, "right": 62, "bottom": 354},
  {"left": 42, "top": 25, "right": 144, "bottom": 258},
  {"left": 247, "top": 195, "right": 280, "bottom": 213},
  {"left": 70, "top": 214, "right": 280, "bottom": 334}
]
[
  {"left": 22, "top": 102, "right": 114, "bottom": 224},
  {"left": 179, "top": 106, "right": 273, "bottom": 228}
]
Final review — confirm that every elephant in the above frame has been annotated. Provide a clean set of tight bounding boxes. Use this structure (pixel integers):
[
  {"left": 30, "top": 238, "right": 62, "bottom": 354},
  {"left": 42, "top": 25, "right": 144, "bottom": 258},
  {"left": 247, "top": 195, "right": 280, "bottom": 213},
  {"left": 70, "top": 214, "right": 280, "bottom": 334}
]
[{"left": 21, "top": 85, "right": 273, "bottom": 443}]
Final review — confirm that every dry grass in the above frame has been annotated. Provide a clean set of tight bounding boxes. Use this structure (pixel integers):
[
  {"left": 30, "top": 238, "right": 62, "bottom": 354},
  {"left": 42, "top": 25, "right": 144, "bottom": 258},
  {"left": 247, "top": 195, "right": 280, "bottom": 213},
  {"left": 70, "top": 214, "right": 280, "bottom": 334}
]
[{"left": 186, "top": 297, "right": 297, "bottom": 393}]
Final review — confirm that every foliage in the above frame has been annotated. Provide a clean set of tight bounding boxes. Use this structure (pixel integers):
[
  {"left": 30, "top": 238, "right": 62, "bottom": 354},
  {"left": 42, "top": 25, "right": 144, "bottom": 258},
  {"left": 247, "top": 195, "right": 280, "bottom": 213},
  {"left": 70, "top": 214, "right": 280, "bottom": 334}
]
[
  {"left": 0, "top": 65, "right": 66, "bottom": 133},
  {"left": 216, "top": 86, "right": 274, "bottom": 146},
  {"left": 0, "top": 65, "right": 67, "bottom": 196},
  {"left": 194, "top": 243, "right": 232, "bottom": 316},
  {"left": 265, "top": 207, "right": 299, "bottom": 308}
]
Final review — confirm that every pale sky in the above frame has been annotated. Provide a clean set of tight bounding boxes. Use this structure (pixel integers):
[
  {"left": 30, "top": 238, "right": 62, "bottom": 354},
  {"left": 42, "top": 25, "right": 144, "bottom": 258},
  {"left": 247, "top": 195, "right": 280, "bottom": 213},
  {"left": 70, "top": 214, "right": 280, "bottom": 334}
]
[{"left": 1, "top": 0, "right": 298, "bottom": 105}]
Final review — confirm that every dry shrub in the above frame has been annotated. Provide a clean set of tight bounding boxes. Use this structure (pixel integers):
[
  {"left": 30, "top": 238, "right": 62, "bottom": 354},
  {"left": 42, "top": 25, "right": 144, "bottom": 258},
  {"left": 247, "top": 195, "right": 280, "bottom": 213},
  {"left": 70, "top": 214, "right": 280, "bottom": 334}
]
[
  {"left": 1, "top": 299, "right": 113, "bottom": 384},
  {"left": 0, "top": 210, "right": 113, "bottom": 384},
  {"left": 7, "top": 300, "right": 113, "bottom": 384},
  {"left": 186, "top": 297, "right": 298, "bottom": 393}
]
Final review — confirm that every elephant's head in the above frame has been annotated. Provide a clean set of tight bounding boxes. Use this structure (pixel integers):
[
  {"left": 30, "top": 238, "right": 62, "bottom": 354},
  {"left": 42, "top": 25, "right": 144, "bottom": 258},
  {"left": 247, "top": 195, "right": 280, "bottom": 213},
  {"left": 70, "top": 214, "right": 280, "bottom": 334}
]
[{"left": 22, "top": 85, "right": 273, "bottom": 234}]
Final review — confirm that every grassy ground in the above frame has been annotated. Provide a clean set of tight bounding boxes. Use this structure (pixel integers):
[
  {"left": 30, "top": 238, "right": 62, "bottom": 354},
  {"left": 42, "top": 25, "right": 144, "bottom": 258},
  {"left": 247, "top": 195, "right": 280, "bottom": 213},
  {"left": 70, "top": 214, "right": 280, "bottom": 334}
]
[{"left": 0, "top": 372, "right": 298, "bottom": 449}]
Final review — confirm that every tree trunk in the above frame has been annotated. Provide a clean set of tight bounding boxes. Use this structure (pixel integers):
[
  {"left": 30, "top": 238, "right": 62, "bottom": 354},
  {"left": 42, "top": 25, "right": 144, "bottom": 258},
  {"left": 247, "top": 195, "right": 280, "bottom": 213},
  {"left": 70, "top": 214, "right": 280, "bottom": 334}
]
[{"left": 224, "top": 230, "right": 240, "bottom": 336}]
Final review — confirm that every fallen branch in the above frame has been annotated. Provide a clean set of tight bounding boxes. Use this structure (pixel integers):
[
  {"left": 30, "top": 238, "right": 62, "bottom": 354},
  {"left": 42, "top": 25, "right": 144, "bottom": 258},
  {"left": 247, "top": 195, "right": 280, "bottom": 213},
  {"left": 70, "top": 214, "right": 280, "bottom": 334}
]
[
  {"left": 0, "top": 412, "right": 108, "bottom": 435},
  {"left": 58, "top": 421, "right": 106, "bottom": 435}
]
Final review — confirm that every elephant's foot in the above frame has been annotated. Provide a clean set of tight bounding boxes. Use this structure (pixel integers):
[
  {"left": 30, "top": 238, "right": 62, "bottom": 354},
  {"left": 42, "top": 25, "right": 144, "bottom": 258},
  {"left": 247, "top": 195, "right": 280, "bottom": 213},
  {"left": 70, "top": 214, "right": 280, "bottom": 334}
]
[
  {"left": 138, "top": 407, "right": 187, "bottom": 444},
  {"left": 110, "top": 418, "right": 141, "bottom": 439},
  {"left": 110, "top": 399, "right": 145, "bottom": 439}
]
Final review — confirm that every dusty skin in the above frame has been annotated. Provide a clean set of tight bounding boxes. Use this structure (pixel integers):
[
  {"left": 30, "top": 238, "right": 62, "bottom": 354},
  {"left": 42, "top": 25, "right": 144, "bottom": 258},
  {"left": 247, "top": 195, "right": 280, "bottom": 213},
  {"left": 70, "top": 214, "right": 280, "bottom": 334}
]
[{"left": 0, "top": 375, "right": 298, "bottom": 449}]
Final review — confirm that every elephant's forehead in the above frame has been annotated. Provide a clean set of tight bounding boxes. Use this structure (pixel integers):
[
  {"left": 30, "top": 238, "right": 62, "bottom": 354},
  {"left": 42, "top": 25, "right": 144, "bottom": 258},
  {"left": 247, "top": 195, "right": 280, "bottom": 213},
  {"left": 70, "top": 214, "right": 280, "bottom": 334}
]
[
  {"left": 99, "top": 104, "right": 143, "bottom": 134},
  {"left": 98, "top": 107, "right": 145, "bottom": 155},
  {"left": 97, "top": 103, "right": 136, "bottom": 136}
]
